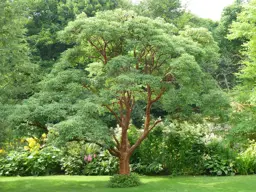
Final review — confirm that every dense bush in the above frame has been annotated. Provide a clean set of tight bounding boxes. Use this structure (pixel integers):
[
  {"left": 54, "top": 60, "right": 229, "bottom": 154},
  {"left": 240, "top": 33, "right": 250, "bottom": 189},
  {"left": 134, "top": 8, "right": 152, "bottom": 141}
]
[
  {"left": 108, "top": 173, "right": 141, "bottom": 188},
  {"left": 130, "top": 126, "right": 165, "bottom": 175},
  {"left": 130, "top": 122, "right": 222, "bottom": 175},
  {"left": 236, "top": 141, "right": 256, "bottom": 175},
  {"left": 164, "top": 122, "right": 207, "bottom": 175},
  {"left": 203, "top": 154, "right": 236, "bottom": 176},
  {"left": 203, "top": 138, "right": 237, "bottom": 176},
  {"left": 60, "top": 141, "right": 87, "bottom": 175},
  {"left": 129, "top": 121, "right": 243, "bottom": 176},
  {"left": 60, "top": 142, "right": 118, "bottom": 175},
  {"left": 0, "top": 146, "right": 62, "bottom": 176},
  {"left": 83, "top": 150, "right": 118, "bottom": 175},
  {"left": 2, "top": 123, "right": 256, "bottom": 177},
  {"left": 61, "top": 155, "right": 84, "bottom": 175}
]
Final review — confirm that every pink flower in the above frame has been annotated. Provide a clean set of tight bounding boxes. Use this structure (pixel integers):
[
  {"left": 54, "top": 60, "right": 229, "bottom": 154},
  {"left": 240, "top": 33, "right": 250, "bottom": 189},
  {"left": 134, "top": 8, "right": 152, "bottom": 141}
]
[
  {"left": 87, "top": 155, "right": 92, "bottom": 162},
  {"left": 94, "top": 154, "right": 97, "bottom": 158},
  {"left": 84, "top": 155, "right": 88, "bottom": 162}
]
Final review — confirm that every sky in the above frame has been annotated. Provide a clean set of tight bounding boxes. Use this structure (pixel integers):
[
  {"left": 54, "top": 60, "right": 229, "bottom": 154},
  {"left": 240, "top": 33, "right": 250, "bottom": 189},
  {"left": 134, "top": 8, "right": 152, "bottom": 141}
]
[
  {"left": 132, "top": 0, "right": 235, "bottom": 20},
  {"left": 182, "top": 0, "right": 234, "bottom": 20}
]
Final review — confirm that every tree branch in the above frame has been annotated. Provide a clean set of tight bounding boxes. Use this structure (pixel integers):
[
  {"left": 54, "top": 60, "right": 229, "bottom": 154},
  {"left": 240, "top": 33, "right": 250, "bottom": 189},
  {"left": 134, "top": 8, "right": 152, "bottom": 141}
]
[
  {"left": 113, "top": 133, "right": 120, "bottom": 149},
  {"left": 27, "top": 122, "right": 48, "bottom": 133},
  {"left": 149, "top": 119, "right": 162, "bottom": 132},
  {"left": 151, "top": 88, "right": 166, "bottom": 104},
  {"left": 104, "top": 104, "right": 122, "bottom": 126},
  {"left": 84, "top": 138, "right": 121, "bottom": 157}
]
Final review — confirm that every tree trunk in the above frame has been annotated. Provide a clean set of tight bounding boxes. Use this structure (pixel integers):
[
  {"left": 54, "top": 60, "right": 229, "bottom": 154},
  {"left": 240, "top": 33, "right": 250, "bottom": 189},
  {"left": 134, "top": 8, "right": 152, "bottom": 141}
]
[{"left": 119, "top": 153, "right": 130, "bottom": 175}]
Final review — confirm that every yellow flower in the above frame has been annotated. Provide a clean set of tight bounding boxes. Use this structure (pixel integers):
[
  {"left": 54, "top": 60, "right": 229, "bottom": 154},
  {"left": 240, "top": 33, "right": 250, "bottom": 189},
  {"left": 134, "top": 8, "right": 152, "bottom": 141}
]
[
  {"left": 24, "top": 146, "right": 30, "bottom": 151},
  {"left": 0, "top": 149, "right": 5, "bottom": 154},
  {"left": 26, "top": 138, "right": 37, "bottom": 148},
  {"left": 42, "top": 133, "right": 47, "bottom": 139}
]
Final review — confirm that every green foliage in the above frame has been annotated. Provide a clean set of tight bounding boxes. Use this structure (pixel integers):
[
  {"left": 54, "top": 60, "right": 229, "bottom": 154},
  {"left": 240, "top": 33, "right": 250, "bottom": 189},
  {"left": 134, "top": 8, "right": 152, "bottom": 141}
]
[
  {"left": 131, "top": 162, "right": 164, "bottom": 175},
  {"left": 61, "top": 156, "right": 83, "bottom": 175},
  {"left": 60, "top": 142, "right": 97, "bottom": 175},
  {"left": 228, "top": 0, "right": 256, "bottom": 140},
  {"left": 83, "top": 151, "right": 118, "bottom": 175},
  {"left": 230, "top": 107, "right": 256, "bottom": 139},
  {"left": 129, "top": 126, "right": 165, "bottom": 175},
  {"left": 25, "top": 0, "right": 128, "bottom": 69},
  {"left": 60, "top": 142, "right": 118, "bottom": 175},
  {"left": 29, "top": 9, "right": 227, "bottom": 158},
  {"left": 0, "top": 146, "right": 62, "bottom": 176},
  {"left": 2, "top": 5, "right": 230, "bottom": 178},
  {"left": 229, "top": 0, "right": 256, "bottom": 94},
  {"left": 236, "top": 141, "right": 256, "bottom": 175},
  {"left": 203, "top": 155, "right": 236, "bottom": 176},
  {"left": 214, "top": 1, "right": 244, "bottom": 90},
  {"left": 135, "top": 0, "right": 182, "bottom": 25},
  {"left": 164, "top": 122, "right": 207, "bottom": 175},
  {"left": 0, "top": 0, "right": 39, "bottom": 103},
  {"left": 108, "top": 173, "right": 141, "bottom": 188},
  {"left": 203, "top": 138, "right": 237, "bottom": 176}
]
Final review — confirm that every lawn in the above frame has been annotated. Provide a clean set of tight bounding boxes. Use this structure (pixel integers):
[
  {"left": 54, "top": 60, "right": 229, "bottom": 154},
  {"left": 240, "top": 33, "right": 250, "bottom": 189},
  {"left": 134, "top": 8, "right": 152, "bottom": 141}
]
[{"left": 0, "top": 175, "right": 256, "bottom": 192}]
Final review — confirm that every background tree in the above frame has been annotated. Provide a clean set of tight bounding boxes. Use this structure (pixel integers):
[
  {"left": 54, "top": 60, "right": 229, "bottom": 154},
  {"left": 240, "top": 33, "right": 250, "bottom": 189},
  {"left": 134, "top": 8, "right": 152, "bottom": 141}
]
[
  {"left": 134, "top": 0, "right": 184, "bottom": 27},
  {"left": 0, "top": 0, "right": 40, "bottom": 146},
  {"left": 228, "top": 0, "right": 256, "bottom": 139},
  {"left": 25, "top": 0, "right": 132, "bottom": 71},
  {"left": 214, "top": 1, "right": 245, "bottom": 91}
]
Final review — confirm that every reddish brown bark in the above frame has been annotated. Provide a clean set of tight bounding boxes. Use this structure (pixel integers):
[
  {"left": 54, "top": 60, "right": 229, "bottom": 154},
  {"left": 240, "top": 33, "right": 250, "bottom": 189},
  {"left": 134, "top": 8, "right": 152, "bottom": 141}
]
[
  {"left": 87, "top": 38, "right": 168, "bottom": 175},
  {"left": 119, "top": 153, "right": 130, "bottom": 174},
  {"left": 103, "top": 87, "right": 165, "bottom": 175}
]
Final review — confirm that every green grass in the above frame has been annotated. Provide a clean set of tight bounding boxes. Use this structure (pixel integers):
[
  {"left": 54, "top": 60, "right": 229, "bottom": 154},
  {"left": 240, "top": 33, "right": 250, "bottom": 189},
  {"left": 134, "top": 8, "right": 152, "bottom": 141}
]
[{"left": 0, "top": 175, "right": 256, "bottom": 192}]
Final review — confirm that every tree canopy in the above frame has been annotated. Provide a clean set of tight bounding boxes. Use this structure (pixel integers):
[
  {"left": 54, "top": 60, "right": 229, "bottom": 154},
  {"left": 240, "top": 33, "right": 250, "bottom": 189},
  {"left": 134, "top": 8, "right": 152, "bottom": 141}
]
[{"left": 9, "top": 9, "right": 229, "bottom": 175}]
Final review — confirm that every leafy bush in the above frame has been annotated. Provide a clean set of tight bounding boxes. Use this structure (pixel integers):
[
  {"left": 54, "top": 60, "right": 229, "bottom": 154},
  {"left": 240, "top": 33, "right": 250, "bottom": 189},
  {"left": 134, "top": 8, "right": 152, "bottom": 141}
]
[
  {"left": 60, "top": 142, "right": 118, "bottom": 175},
  {"left": 236, "top": 141, "right": 256, "bottom": 175},
  {"left": 131, "top": 162, "right": 164, "bottom": 175},
  {"left": 129, "top": 126, "right": 166, "bottom": 175},
  {"left": 203, "top": 154, "right": 236, "bottom": 176},
  {"left": 108, "top": 173, "right": 141, "bottom": 188},
  {"left": 203, "top": 136, "right": 238, "bottom": 176},
  {"left": 164, "top": 122, "right": 207, "bottom": 175},
  {"left": 60, "top": 155, "right": 84, "bottom": 175},
  {"left": 0, "top": 146, "right": 62, "bottom": 176},
  {"left": 83, "top": 150, "right": 118, "bottom": 175}
]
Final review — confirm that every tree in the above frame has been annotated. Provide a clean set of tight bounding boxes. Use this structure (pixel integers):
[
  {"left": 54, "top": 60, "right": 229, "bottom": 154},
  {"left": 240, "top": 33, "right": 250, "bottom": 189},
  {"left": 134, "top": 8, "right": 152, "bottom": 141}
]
[
  {"left": 0, "top": 0, "right": 39, "bottom": 146},
  {"left": 13, "top": 9, "right": 228, "bottom": 175},
  {"left": 0, "top": 0, "right": 38, "bottom": 103},
  {"left": 214, "top": 1, "right": 245, "bottom": 90},
  {"left": 25, "top": 0, "right": 132, "bottom": 70},
  {"left": 135, "top": 0, "right": 183, "bottom": 27},
  {"left": 58, "top": 9, "right": 229, "bottom": 175},
  {"left": 228, "top": 0, "right": 256, "bottom": 138}
]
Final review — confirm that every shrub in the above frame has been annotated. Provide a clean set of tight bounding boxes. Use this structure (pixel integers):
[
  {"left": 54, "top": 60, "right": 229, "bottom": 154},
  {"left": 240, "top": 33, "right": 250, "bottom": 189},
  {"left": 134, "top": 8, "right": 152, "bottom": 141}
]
[
  {"left": 108, "top": 173, "right": 141, "bottom": 188},
  {"left": 164, "top": 122, "right": 207, "bottom": 175},
  {"left": 236, "top": 140, "right": 256, "bottom": 175},
  {"left": 61, "top": 142, "right": 118, "bottom": 175},
  {"left": 60, "top": 142, "right": 97, "bottom": 175},
  {"left": 0, "top": 146, "right": 62, "bottom": 176},
  {"left": 129, "top": 126, "right": 166, "bottom": 175},
  {"left": 60, "top": 155, "right": 84, "bottom": 175},
  {"left": 203, "top": 154, "right": 236, "bottom": 176},
  {"left": 203, "top": 136, "right": 238, "bottom": 176},
  {"left": 83, "top": 150, "right": 118, "bottom": 175},
  {"left": 131, "top": 162, "right": 164, "bottom": 175}
]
